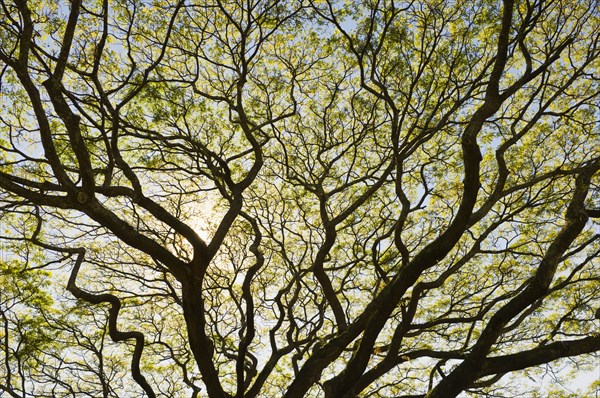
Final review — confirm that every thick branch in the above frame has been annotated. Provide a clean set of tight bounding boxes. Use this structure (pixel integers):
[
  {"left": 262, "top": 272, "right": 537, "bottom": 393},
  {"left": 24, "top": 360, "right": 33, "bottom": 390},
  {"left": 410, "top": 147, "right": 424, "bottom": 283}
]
[
  {"left": 479, "top": 335, "right": 600, "bottom": 377},
  {"left": 425, "top": 158, "right": 600, "bottom": 398}
]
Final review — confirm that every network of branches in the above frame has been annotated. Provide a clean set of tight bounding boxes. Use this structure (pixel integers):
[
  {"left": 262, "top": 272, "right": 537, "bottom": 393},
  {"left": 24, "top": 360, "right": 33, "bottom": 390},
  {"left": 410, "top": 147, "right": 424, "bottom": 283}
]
[{"left": 1, "top": 0, "right": 600, "bottom": 397}]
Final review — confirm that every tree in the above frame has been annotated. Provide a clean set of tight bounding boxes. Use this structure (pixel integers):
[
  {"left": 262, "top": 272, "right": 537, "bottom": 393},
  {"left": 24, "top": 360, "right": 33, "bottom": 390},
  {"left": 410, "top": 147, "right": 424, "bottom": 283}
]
[{"left": 1, "top": 0, "right": 599, "bottom": 396}]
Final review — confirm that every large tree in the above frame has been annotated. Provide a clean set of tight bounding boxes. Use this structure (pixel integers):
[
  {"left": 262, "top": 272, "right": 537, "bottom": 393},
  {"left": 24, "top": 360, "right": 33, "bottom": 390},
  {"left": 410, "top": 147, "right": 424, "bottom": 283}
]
[{"left": 1, "top": 0, "right": 600, "bottom": 396}]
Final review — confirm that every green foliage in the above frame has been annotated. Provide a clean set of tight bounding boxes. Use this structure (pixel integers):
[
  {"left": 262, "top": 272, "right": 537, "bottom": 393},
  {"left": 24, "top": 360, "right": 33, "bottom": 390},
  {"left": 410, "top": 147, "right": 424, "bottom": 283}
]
[{"left": 1, "top": 0, "right": 600, "bottom": 397}]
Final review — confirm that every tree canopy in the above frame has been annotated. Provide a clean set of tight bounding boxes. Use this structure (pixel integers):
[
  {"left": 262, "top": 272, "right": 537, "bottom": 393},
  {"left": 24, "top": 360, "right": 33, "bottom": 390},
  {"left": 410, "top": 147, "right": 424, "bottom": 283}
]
[{"left": 1, "top": 0, "right": 600, "bottom": 397}]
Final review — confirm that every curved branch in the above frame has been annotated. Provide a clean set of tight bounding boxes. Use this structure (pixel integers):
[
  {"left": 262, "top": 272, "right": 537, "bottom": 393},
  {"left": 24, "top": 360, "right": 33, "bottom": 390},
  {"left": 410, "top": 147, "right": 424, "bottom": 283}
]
[{"left": 66, "top": 249, "right": 157, "bottom": 398}]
